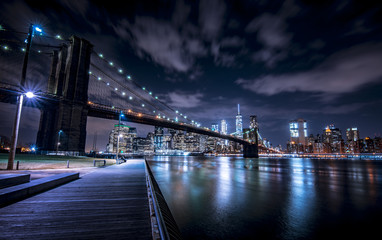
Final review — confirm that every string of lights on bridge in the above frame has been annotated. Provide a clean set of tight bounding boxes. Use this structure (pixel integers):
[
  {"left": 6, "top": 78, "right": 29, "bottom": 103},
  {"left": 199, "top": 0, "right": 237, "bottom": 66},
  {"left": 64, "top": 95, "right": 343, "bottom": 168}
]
[
  {"left": 0, "top": 23, "right": 203, "bottom": 128},
  {"left": 92, "top": 50, "right": 199, "bottom": 126}
]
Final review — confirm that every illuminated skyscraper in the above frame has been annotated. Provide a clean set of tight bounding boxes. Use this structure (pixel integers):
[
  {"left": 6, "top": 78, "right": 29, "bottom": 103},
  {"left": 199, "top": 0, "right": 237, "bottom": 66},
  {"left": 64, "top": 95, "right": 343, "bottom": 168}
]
[
  {"left": 289, "top": 118, "right": 307, "bottom": 145},
  {"left": 236, "top": 104, "right": 243, "bottom": 138},
  {"left": 221, "top": 120, "right": 227, "bottom": 134},
  {"left": 346, "top": 127, "right": 359, "bottom": 142},
  {"left": 211, "top": 123, "right": 219, "bottom": 132}
]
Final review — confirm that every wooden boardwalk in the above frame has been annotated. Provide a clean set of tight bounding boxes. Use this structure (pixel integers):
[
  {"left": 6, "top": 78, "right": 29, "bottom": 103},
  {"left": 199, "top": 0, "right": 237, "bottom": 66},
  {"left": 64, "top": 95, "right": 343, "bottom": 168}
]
[{"left": 0, "top": 160, "right": 152, "bottom": 240}]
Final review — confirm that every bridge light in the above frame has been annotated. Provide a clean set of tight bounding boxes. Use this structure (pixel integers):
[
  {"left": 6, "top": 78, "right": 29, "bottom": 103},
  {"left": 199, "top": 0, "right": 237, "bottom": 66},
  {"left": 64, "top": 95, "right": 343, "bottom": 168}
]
[
  {"left": 97, "top": 77, "right": 101, "bottom": 80},
  {"left": 3, "top": 45, "right": 8, "bottom": 50},
  {"left": 149, "top": 92, "right": 152, "bottom": 95},
  {"left": 122, "top": 92, "right": 126, "bottom": 96},
  {"left": 175, "top": 110, "right": 179, "bottom": 114},
  {"left": 55, "top": 35, "right": 62, "bottom": 39},
  {"left": 129, "top": 96, "right": 133, "bottom": 100},
  {"left": 155, "top": 96, "right": 158, "bottom": 99},
  {"left": 141, "top": 104, "right": 145, "bottom": 107},
  {"left": 109, "top": 62, "right": 113, "bottom": 66},
  {"left": 128, "top": 109, "right": 132, "bottom": 113},
  {"left": 118, "top": 69, "right": 123, "bottom": 73},
  {"left": 115, "top": 88, "right": 118, "bottom": 91},
  {"left": 21, "top": 48, "right": 25, "bottom": 52},
  {"left": 99, "top": 53, "right": 103, "bottom": 58},
  {"left": 127, "top": 75, "right": 131, "bottom": 80},
  {"left": 34, "top": 26, "right": 42, "bottom": 33},
  {"left": 106, "top": 82, "right": 110, "bottom": 86},
  {"left": 138, "top": 113, "right": 142, "bottom": 117},
  {"left": 25, "top": 91, "right": 35, "bottom": 99},
  {"left": 142, "top": 87, "right": 145, "bottom": 90}
]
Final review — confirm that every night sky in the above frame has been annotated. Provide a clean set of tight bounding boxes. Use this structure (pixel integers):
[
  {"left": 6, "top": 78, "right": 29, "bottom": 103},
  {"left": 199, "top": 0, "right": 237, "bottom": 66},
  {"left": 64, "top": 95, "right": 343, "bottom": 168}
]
[{"left": 0, "top": 0, "right": 382, "bottom": 151}]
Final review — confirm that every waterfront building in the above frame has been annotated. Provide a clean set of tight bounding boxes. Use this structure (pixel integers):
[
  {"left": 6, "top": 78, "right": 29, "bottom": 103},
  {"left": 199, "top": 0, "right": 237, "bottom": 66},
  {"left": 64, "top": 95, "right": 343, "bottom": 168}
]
[
  {"left": 323, "top": 124, "right": 343, "bottom": 153},
  {"left": 211, "top": 123, "right": 219, "bottom": 132},
  {"left": 221, "top": 120, "right": 227, "bottom": 135},
  {"left": 236, "top": 104, "right": 243, "bottom": 138},
  {"left": 106, "top": 124, "right": 137, "bottom": 153},
  {"left": 154, "top": 126, "right": 164, "bottom": 150},
  {"left": 288, "top": 118, "right": 307, "bottom": 153},
  {"left": 133, "top": 137, "right": 154, "bottom": 154},
  {"left": 346, "top": 127, "right": 360, "bottom": 153},
  {"left": 289, "top": 118, "right": 307, "bottom": 145}
]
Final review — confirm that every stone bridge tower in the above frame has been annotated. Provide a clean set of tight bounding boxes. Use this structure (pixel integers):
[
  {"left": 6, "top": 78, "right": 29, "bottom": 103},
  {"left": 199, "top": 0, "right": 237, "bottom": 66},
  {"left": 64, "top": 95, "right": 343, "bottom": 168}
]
[{"left": 36, "top": 36, "right": 92, "bottom": 154}]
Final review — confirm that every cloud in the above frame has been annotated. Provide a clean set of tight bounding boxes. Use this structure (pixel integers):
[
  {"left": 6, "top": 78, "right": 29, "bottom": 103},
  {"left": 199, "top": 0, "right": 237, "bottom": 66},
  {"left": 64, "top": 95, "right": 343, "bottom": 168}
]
[
  {"left": 245, "top": 1, "right": 301, "bottom": 67},
  {"left": 246, "top": 13, "right": 291, "bottom": 49},
  {"left": 113, "top": 15, "right": 207, "bottom": 74},
  {"left": 167, "top": 91, "right": 204, "bottom": 108},
  {"left": 199, "top": 0, "right": 226, "bottom": 40},
  {"left": 236, "top": 42, "right": 382, "bottom": 96}
]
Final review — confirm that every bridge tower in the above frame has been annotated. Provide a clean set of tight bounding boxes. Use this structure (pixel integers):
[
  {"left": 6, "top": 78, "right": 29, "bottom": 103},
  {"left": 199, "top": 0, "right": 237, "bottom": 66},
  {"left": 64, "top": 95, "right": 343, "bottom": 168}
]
[{"left": 36, "top": 36, "right": 93, "bottom": 154}]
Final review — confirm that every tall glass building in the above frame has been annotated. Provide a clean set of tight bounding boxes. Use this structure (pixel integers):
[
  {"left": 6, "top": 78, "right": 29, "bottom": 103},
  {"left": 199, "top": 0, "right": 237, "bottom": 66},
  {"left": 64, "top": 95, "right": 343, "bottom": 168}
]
[
  {"left": 289, "top": 118, "right": 307, "bottom": 145},
  {"left": 236, "top": 104, "right": 243, "bottom": 138},
  {"left": 221, "top": 120, "right": 227, "bottom": 134}
]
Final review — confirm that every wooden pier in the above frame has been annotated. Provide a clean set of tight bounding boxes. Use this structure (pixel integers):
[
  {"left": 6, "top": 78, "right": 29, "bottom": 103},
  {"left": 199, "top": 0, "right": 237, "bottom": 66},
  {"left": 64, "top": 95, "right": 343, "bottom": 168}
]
[{"left": 0, "top": 160, "right": 152, "bottom": 239}]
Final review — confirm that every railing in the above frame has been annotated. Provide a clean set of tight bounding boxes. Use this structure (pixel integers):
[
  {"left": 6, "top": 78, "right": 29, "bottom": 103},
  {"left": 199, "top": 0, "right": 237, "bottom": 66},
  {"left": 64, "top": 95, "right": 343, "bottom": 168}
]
[{"left": 145, "top": 160, "right": 183, "bottom": 240}]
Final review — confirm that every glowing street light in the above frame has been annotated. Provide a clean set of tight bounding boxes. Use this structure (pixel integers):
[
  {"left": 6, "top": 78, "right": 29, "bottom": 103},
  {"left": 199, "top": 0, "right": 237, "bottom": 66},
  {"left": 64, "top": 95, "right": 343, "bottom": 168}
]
[
  {"left": 8, "top": 24, "right": 41, "bottom": 170},
  {"left": 25, "top": 91, "right": 35, "bottom": 98},
  {"left": 7, "top": 91, "right": 35, "bottom": 169}
]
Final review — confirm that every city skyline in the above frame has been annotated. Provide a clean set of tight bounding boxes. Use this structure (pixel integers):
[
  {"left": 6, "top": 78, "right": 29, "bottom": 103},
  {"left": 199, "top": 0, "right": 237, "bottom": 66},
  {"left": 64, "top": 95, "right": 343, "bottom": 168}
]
[{"left": 0, "top": 0, "right": 381, "bottom": 150}]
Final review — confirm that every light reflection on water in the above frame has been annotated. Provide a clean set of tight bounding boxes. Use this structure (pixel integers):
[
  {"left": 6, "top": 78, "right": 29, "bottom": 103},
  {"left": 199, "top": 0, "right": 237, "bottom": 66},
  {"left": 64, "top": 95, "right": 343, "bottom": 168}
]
[{"left": 147, "top": 156, "right": 382, "bottom": 239}]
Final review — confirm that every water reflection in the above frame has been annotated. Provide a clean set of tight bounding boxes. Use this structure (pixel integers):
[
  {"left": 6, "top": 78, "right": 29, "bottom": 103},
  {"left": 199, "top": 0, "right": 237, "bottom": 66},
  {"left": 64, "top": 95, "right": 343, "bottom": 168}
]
[{"left": 148, "top": 156, "right": 382, "bottom": 239}]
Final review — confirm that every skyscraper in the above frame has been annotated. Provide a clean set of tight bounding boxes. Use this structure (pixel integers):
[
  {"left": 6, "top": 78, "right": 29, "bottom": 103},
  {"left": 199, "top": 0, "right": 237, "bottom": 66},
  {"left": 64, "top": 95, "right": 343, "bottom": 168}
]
[
  {"left": 236, "top": 104, "right": 243, "bottom": 138},
  {"left": 346, "top": 127, "right": 359, "bottom": 142},
  {"left": 211, "top": 123, "right": 219, "bottom": 132},
  {"left": 221, "top": 120, "right": 227, "bottom": 134},
  {"left": 289, "top": 118, "right": 307, "bottom": 145}
]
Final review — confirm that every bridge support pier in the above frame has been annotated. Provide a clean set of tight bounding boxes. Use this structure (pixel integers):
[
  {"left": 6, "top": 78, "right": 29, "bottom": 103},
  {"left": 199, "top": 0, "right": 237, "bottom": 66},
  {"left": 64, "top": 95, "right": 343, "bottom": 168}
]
[
  {"left": 243, "top": 144, "right": 259, "bottom": 158},
  {"left": 36, "top": 36, "right": 92, "bottom": 154}
]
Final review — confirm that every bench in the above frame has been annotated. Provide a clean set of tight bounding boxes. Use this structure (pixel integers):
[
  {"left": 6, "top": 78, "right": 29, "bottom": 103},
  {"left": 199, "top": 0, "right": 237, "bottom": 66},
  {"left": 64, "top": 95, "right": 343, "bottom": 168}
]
[{"left": 93, "top": 160, "right": 106, "bottom": 167}]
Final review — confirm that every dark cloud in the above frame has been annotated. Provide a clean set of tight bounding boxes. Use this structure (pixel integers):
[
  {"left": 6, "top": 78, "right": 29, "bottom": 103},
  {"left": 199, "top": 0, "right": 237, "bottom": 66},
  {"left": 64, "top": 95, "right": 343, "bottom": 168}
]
[
  {"left": 236, "top": 42, "right": 382, "bottom": 96},
  {"left": 199, "top": 0, "right": 226, "bottom": 40}
]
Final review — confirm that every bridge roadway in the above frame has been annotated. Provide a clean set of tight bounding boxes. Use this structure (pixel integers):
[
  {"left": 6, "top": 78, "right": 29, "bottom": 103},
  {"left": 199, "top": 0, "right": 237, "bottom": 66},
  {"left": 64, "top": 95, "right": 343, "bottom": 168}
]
[
  {"left": 0, "top": 84, "right": 253, "bottom": 146},
  {"left": 87, "top": 102, "right": 251, "bottom": 145},
  {"left": 0, "top": 160, "right": 153, "bottom": 240}
]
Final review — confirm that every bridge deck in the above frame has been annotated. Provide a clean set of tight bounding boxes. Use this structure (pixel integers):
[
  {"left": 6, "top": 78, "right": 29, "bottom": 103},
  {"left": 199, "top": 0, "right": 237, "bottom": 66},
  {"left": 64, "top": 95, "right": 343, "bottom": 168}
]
[{"left": 0, "top": 160, "right": 152, "bottom": 240}]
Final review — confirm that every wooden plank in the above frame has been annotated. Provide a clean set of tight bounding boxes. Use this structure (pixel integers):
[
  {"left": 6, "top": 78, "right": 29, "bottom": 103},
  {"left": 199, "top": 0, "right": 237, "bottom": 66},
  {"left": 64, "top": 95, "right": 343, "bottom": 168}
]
[{"left": 0, "top": 160, "right": 152, "bottom": 240}]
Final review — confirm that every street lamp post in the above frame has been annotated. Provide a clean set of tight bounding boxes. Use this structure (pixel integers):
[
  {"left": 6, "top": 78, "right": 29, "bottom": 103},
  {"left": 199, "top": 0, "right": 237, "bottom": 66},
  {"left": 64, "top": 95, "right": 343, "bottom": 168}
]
[
  {"left": 56, "top": 130, "right": 63, "bottom": 155},
  {"left": 7, "top": 92, "right": 35, "bottom": 169},
  {"left": 116, "top": 111, "right": 124, "bottom": 164},
  {"left": 7, "top": 24, "right": 40, "bottom": 170}
]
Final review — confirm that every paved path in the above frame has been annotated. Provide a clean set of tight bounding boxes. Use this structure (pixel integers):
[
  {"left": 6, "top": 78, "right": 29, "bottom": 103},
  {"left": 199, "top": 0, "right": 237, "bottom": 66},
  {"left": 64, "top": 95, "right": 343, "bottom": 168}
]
[{"left": 0, "top": 160, "right": 152, "bottom": 240}]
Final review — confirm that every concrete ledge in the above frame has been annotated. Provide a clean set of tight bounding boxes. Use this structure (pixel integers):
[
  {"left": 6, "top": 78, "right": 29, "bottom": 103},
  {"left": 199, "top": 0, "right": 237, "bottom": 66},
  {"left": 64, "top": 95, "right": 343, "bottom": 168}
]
[
  {"left": 0, "top": 172, "right": 79, "bottom": 207},
  {"left": 0, "top": 174, "right": 30, "bottom": 189}
]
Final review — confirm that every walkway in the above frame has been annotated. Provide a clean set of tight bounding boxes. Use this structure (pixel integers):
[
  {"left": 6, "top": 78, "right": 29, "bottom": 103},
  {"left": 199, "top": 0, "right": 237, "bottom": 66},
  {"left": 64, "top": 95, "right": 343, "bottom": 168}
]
[{"left": 0, "top": 160, "right": 152, "bottom": 240}]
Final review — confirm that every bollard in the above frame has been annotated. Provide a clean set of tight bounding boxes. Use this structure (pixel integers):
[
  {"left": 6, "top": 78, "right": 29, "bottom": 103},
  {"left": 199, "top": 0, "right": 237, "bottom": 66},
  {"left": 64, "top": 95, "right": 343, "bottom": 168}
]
[
  {"left": 67, "top": 160, "right": 70, "bottom": 168},
  {"left": 16, "top": 161, "right": 19, "bottom": 170}
]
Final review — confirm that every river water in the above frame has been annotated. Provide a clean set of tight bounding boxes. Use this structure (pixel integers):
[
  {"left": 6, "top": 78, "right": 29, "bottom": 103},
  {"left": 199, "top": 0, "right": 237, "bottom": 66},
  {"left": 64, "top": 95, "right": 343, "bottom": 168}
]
[{"left": 147, "top": 156, "right": 382, "bottom": 239}]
